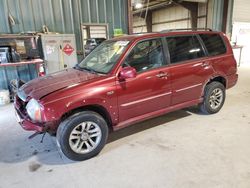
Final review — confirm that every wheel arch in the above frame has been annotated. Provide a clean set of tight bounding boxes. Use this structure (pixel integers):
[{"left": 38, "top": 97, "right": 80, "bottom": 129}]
[
  {"left": 60, "top": 104, "right": 113, "bottom": 131},
  {"left": 201, "top": 75, "right": 227, "bottom": 97},
  {"left": 207, "top": 76, "right": 227, "bottom": 88}
]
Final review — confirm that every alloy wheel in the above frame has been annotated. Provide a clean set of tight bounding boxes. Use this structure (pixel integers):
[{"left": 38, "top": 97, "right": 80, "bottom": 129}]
[
  {"left": 69, "top": 121, "right": 102, "bottom": 154},
  {"left": 209, "top": 88, "right": 223, "bottom": 110}
]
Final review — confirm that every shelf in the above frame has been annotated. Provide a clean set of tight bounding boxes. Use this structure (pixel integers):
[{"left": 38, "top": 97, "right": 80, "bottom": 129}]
[{"left": 0, "top": 59, "right": 43, "bottom": 67}]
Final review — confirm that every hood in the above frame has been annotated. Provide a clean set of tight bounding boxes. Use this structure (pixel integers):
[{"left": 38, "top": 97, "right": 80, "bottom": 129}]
[{"left": 18, "top": 68, "right": 100, "bottom": 101}]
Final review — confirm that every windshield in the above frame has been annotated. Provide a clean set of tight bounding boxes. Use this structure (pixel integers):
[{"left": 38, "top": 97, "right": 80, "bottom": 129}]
[{"left": 78, "top": 40, "right": 130, "bottom": 74}]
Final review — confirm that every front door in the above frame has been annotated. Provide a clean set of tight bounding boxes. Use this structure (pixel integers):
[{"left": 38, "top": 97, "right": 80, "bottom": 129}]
[{"left": 116, "top": 38, "right": 171, "bottom": 123}]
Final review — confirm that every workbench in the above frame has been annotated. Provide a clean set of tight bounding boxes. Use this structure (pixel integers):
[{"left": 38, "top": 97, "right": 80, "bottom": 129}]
[{"left": 232, "top": 45, "right": 243, "bottom": 67}]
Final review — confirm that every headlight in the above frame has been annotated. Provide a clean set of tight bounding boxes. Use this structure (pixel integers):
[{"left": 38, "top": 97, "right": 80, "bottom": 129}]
[{"left": 26, "top": 99, "right": 42, "bottom": 122}]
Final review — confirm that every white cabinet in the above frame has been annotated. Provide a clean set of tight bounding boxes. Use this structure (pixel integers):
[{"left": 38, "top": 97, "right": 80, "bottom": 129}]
[{"left": 39, "top": 34, "right": 77, "bottom": 74}]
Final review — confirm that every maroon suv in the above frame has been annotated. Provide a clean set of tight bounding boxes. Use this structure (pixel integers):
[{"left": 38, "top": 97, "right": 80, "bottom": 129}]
[{"left": 14, "top": 30, "right": 238, "bottom": 161}]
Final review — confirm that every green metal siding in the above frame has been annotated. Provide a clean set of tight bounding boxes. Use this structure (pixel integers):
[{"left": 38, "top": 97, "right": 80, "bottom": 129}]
[
  {"left": 210, "top": 0, "right": 234, "bottom": 34},
  {"left": 226, "top": 0, "right": 234, "bottom": 34},
  {"left": 0, "top": 0, "right": 128, "bottom": 51},
  {"left": 212, "top": 0, "right": 224, "bottom": 31}
]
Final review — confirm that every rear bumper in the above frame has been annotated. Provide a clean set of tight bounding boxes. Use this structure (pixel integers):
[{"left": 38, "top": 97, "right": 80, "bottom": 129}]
[{"left": 227, "top": 73, "right": 238, "bottom": 89}]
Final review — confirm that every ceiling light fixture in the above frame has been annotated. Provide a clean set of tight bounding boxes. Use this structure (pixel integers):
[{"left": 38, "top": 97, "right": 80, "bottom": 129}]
[{"left": 135, "top": 2, "right": 143, "bottom": 9}]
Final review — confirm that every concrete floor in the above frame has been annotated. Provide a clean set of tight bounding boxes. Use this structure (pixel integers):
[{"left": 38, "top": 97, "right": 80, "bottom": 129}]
[{"left": 0, "top": 65, "right": 250, "bottom": 188}]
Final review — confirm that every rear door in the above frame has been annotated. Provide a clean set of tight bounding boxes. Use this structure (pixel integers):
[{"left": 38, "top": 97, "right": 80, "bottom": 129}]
[
  {"left": 199, "top": 33, "right": 236, "bottom": 77},
  {"left": 117, "top": 38, "right": 172, "bottom": 123},
  {"left": 166, "top": 35, "right": 214, "bottom": 105}
]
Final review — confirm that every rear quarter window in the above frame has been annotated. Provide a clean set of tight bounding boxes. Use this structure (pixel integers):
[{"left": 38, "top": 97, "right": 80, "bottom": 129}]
[{"left": 199, "top": 34, "right": 227, "bottom": 56}]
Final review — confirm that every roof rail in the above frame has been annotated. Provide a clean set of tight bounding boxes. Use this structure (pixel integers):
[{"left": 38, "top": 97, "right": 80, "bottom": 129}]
[
  {"left": 133, "top": 31, "right": 161, "bottom": 35},
  {"left": 160, "top": 28, "right": 213, "bottom": 33}
]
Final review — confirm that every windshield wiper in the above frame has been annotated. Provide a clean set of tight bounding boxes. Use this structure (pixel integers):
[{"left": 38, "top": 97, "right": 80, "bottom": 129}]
[
  {"left": 81, "top": 67, "right": 97, "bottom": 74},
  {"left": 74, "top": 64, "right": 97, "bottom": 74}
]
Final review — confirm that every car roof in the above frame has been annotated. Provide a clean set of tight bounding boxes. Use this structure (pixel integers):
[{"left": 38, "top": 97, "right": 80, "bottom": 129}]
[{"left": 110, "top": 30, "right": 224, "bottom": 42}]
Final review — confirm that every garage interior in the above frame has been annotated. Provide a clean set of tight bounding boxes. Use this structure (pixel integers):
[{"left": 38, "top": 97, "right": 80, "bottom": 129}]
[{"left": 0, "top": 0, "right": 250, "bottom": 187}]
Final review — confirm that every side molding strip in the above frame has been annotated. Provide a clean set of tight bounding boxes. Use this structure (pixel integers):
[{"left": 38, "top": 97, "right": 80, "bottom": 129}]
[
  {"left": 175, "top": 83, "right": 202, "bottom": 93},
  {"left": 121, "top": 92, "right": 172, "bottom": 107}
]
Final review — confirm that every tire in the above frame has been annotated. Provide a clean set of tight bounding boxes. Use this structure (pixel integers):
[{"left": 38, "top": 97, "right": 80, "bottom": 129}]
[
  {"left": 56, "top": 111, "right": 108, "bottom": 161},
  {"left": 199, "top": 81, "right": 225, "bottom": 114}
]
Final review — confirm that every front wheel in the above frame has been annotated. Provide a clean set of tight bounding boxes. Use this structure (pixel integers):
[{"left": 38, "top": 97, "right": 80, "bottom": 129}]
[
  {"left": 56, "top": 111, "right": 108, "bottom": 161},
  {"left": 199, "top": 81, "right": 226, "bottom": 114}
]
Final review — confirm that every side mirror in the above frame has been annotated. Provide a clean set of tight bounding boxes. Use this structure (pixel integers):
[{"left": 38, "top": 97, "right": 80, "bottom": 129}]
[{"left": 119, "top": 67, "right": 137, "bottom": 81}]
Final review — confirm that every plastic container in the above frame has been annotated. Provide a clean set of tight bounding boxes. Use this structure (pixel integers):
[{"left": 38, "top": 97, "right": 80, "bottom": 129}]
[{"left": 0, "top": 90, "right": 10, "bottom": 106}]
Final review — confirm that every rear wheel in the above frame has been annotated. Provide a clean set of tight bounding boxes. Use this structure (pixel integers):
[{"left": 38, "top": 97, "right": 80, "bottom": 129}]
[
  {"left": 199, "top": 81, "right": 225, "bottom": 114},
  {"left": 56, "top": 111, "right": 108, "bottom": 161}
]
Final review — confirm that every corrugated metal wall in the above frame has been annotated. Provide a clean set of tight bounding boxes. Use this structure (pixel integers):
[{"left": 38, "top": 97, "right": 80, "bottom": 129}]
[
  {"left": 152, "top": 6, "right": 191, "bottom": 31},
  {"left": 133, "top": 5, "right": 191, "bottom": 33},
  {"left": 133, "top": 16, "right": 147, "bottom": 33},
  {"left": 197, "top": 2, "right": 206, "bottom": 28},
  {"left": 0, "top": 0, "right": 128, "bottom": 51},
  {"left": 211, "top": 0, "right": 224, "bottom": 31},
  {"left": 208, "top": 0, "right": 234, "bottom": 34},
  {"left": 226, "top": 0, "right": 234, "bottom": 35},
  {"left": 133, "top": 2, "right": 207, "bottom": 33}
]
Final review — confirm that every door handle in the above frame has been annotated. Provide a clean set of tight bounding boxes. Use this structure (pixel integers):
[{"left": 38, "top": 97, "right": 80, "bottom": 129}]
[
  {"left": 156, "top": 72, "right": 168, "bottom": 78},
  {"left": 201, "top": 61, "right": 210, "bottom": 67}
]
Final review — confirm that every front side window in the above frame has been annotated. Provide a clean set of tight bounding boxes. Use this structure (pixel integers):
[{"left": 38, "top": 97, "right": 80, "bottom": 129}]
[
  {"left": 166, "top": 35, "right": 205, "bottom": 64},
  {"left": 199, "top": 34, "right": 226, "bottom": 56},
  {"left": 124, "top": 39, "right": 165, "bottom": 73},
  {"left": 78, "top": 40, "right": 130, "bottom": 74}
]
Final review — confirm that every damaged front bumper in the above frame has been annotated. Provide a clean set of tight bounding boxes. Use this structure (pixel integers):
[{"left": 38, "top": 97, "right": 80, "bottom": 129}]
[{"left": 15, "top": 108, "right": 45, "bottom": 132}]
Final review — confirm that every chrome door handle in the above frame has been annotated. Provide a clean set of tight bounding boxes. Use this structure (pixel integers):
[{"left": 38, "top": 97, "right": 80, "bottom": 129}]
[{"left": 156, "top": 72, "right": 168, "bottom": 78}]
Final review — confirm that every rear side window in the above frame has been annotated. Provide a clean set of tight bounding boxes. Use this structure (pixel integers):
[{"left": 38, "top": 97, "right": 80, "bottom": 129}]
[
  {"left": 166, "top": 35, "right": 205, "bottom": 64},
  {"left": 199, "top": 34, "right": 226, "bottom": 56}
]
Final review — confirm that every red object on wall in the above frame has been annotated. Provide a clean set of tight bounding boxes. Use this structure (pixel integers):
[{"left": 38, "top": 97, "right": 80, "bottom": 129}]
[{"left": 63, "top": 44, "right": 74, "bottom": 56}]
